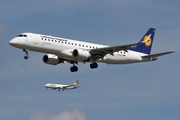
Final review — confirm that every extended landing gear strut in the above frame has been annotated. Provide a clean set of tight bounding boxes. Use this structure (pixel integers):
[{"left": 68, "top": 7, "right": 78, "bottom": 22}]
[
  {"left": 23, "top": 49, "right": 29, "bottom": 59},
  {"left": 70, "top": 65, "right": 78, "bottom": 72},
  {"left": 90, "top": 62, "right": 98, "bottom": 69}
]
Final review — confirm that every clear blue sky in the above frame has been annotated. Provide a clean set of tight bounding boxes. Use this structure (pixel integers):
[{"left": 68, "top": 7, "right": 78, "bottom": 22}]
[{"left": 0, "top": 0, "right": 180, "bottom": 120}]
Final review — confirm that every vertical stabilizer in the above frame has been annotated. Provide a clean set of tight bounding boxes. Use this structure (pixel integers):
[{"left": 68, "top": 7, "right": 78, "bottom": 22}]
[
  {"left": 129, "top": 28, "right": 155, "bottom": 55},
  {"left": 73, "top": 80, "right": 79, "bottom": 86}
]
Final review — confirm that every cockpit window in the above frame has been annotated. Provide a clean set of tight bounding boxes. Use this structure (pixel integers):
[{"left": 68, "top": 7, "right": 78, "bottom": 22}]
[
  {"left": 16, "top": 34, "right": 23, "bottom": 37},
  {"left": 16, "top": 34, "right": 27, "bottom": 37}
]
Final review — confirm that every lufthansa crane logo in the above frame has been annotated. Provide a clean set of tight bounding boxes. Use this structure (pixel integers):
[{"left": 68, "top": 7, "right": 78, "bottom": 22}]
[{"left": 143, "top": 35, "right": 151, "bottom": 46}]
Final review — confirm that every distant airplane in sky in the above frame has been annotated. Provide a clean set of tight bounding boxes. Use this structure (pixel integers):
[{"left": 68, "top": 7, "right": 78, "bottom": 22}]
[
  {"left": 45, "top": 80, "right": 79, "bottom": 91},
  {"left": 9, "top": 28, "right": 174, "bottom": 72}
]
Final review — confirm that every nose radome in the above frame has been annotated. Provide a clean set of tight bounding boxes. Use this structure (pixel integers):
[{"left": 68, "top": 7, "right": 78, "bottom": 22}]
[{"left": 9, "top": 38, "right": 17, "bottom": 46}]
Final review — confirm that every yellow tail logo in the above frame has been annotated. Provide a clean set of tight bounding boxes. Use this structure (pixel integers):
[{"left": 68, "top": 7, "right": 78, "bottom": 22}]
[{"left": 143, "top": 35, "right": 152, "bottom": 46}]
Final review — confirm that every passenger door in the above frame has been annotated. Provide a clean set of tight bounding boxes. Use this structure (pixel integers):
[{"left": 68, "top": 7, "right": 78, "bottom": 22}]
[{"left": 34, "top": 34, "right": 39, "bottom": 44}]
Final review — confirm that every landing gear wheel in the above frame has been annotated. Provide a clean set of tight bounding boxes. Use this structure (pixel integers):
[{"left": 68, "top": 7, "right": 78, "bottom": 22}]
[
  {"left": 90, "top": 63, "right": 98, "bottom": 69},
  {"left": 24, "top": 56, "right": 29, "bottom": 59},
  {"left": 70, "top": 66, "right": 78, "bottom": 72},
  {"left": 90, "top": 64, "right": 94, "bottom": 69}
]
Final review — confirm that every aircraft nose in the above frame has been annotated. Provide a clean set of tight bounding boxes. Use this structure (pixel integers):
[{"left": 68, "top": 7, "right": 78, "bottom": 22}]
[{"left": 9, "top": 38, "right": 17, "bottom": 46}]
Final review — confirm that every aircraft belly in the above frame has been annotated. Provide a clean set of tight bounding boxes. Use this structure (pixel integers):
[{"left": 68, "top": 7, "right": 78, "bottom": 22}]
[
  {"left": 101, "top": 53, "right": 143, "bottom": 64},
  {"left": 102, "top": 54, "right": 130, "bottom": 64}
]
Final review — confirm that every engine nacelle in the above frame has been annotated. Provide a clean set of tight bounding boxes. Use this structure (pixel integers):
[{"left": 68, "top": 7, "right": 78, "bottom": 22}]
[
  {"left": 43, "top": 54, "right": 61, "bottom": 65},
  {"left": 72, "top": 49, "right": 91, "bottom": 60}
]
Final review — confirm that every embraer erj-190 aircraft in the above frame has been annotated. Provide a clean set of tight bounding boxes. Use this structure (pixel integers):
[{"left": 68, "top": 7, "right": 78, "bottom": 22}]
[
  {"left": 45, "top": 80, "right": 79, "bottom": 91},
  {"left": 9, "top": 28, "right": 174, "bottom": 72}
]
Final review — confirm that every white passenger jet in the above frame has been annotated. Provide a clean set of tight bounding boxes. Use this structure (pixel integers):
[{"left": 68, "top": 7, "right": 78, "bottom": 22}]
[
  {"left": 9, "top": 28, "right": 174, "bottom": 72},
  {"left": 45, "top": 80, "right": 79, "bottom": 91}
]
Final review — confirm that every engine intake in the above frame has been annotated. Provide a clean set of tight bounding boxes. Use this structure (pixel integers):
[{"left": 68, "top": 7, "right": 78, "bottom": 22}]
[{"left": 72, "top": 49, "right": 91, "bottom": 60}]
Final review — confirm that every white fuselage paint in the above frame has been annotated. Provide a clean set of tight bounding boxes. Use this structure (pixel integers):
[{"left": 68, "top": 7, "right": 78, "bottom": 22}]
[
  {"left": 45, "top": 83, "right": 78, "bottom": 90},
  {"left": 9, "top": 33, "right": 150, "bottom": 64}
]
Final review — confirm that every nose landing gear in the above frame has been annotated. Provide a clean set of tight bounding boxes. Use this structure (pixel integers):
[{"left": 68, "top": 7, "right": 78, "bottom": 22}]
[{"left": 23, "top": 49, "right": 29, "bottom": 59}]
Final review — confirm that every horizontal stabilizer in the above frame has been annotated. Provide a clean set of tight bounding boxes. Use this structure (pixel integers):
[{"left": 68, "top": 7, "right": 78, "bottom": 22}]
[{"left": 142, "top": 51, "right": 175, "bottom": 58}]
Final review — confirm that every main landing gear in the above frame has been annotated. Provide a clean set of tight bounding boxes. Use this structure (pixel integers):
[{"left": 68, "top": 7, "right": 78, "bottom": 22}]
[
  {"left": 70, "top": 65, "right": 78, "bottom": 72},
  {"left": 23, "top": 49, "right": 29, "bottom": 59},
  {"left": 70, "top": 62, "right": 98, "bottom": 72},
  {"left": 90, "top": 62, "right": 98, "bottom": 69}
]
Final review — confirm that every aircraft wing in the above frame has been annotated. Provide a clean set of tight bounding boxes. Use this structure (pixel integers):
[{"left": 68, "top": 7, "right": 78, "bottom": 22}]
[
  {"left": 142, "top": 51, "right": 175, "bottom": 58},
  {"left": 90, "top": 35, "right": 150, "bottom": 55}
]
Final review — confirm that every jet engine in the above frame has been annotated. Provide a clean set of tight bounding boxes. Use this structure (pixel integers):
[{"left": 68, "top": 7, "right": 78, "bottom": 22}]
[
  {"left": 43, "top": 54, "right": 63, "bottom": 65},
  {"left": 72, "top": 49, "right": 91, "bottom": 60}
]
